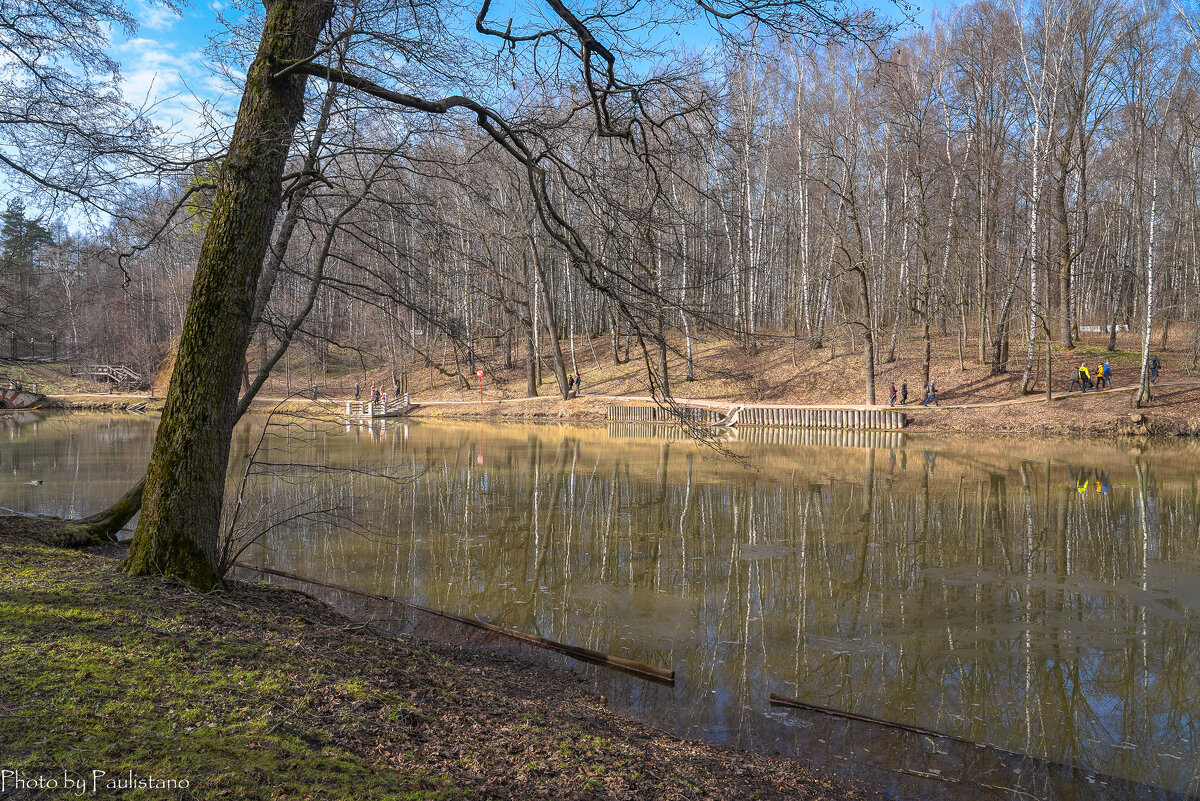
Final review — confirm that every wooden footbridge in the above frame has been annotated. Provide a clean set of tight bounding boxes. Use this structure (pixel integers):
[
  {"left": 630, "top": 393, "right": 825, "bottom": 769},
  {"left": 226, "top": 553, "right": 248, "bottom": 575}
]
[{"left": 345, "top": 395, "right": 419, "bottom": 420}]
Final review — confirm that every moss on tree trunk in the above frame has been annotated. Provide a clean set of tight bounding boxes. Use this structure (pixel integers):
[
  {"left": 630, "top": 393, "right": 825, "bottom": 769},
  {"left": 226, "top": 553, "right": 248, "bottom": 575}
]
[{"left": 122, "top": 0, "right": 334, "bottom": 590}]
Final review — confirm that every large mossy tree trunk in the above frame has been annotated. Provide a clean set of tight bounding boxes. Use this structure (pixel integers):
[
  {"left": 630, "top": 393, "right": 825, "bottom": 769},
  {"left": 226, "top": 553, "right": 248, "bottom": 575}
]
[{"left": 122, "top": 0, "right": 334, "bottom": 590}]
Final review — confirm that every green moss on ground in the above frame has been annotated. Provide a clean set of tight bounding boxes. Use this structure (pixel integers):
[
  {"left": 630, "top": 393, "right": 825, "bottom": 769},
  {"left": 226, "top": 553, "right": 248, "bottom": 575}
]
[
  {"left": 0, "top": 538, "right": 455, "bottom": 800},
  {"left": 0, "top": 531, "right": 858, "bottom": 800}
]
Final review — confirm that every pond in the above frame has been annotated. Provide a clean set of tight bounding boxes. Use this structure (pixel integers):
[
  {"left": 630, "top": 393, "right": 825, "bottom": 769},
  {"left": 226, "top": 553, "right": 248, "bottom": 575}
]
[{"left": 2, "top": 411, "right": 1198, "bottom": 798}]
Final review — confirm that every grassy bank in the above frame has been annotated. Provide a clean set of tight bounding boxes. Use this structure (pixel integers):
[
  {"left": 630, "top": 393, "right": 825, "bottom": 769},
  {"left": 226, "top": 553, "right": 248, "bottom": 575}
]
[{"left": 0, "top": 532, "right": 857, "bottom": 800}]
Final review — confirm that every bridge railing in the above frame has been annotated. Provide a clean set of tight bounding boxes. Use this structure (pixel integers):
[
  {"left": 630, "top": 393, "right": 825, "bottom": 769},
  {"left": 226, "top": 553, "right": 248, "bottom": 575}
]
[
  {"left": 607, "top": 403, "right": 907, "bottom": 431},
  {"left": 1, "top": 376, "right": 41, "bottom": 394},
  {"left": 346, "top": 394, "right": 411, "bottom": 418}
]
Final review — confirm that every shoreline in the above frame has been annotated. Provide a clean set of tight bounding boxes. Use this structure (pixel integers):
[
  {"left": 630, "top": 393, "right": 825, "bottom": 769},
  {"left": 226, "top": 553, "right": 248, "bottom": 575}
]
[
  {"left": 33, "top": 380, "right": 1200, "bottom": 438},
  {"left": 0, "top": 531, "right": 866, "bottom": 800},
  {"left": 3, "top": 407, "right": 1196, "bottom": 799},
  {"left": 0, "top": 528, "right": 1180, "bottom": 801}
]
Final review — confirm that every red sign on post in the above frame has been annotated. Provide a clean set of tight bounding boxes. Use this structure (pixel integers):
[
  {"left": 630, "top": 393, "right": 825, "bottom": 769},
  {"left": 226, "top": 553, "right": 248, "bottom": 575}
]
[{"left": 476, "top": 368, "right": 484, "bottom": 378}]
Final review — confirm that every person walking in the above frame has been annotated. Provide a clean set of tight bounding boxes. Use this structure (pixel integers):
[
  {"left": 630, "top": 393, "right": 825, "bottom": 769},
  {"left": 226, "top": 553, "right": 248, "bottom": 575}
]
[
  {"left": 574, "top": 374, "right": 583, "bottom": 394},
  {"left": 1074, "top": 363, "right": 1092, "bottom": 392},
  {"left": 900, "top": 382, "right": 908, "bottom": 405},
  {"left": 1094, "top": 363, "right": 1107, "bottom": 389},
  {"left": 371, "top": 386, "right": 380, "bottom": 404},
  {"left": 1102, "top": 361, "right": 1112, "bottom": 387},
  {"left": 922, "top": 380, "right": 939, "bottom": 407},
  {"left": 567, "top": 374, "right": 575, "bottom": 395},
  {"left": 1150, "top": 354, "right": 1161, "bottom": 382},
  {"left": 888, "top": 383, "right": 898, "bottom": 406},
  {"left": 354, "top": 382, "right": 361, "bottom": 400}
]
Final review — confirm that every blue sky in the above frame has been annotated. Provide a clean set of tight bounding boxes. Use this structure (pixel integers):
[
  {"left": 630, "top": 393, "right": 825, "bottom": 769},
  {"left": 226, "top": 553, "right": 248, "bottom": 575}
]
[
  {"left": 113, "top": 0, "right": 942, "bottom": 137},
  {"left": 111, "top": 0, "right": 239, "bottom": 135}
]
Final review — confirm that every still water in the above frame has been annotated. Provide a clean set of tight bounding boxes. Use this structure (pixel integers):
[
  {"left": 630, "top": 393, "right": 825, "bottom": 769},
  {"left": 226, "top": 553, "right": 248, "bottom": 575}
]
[{"left": 3, "top": 411, "right": 1199, "bottom": 797}]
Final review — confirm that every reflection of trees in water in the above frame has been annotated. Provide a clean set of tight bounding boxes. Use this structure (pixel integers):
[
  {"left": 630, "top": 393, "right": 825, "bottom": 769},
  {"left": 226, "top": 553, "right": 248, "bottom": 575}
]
[
  {"left": 0, "top": 415, "right": 156, "bottom": 517},
  {"left": 240, "top": 426, "right": 1200, "bottom": 793}
]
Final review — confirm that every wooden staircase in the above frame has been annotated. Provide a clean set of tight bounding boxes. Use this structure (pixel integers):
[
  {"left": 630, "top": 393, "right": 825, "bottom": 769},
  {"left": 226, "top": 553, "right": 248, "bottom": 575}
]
[{"left": 69, "top": 364, "right": 143, "bottom": 388}]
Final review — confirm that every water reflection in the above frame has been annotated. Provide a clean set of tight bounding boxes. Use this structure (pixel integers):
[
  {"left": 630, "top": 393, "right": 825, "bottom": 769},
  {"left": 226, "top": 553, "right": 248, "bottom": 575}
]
[
  {"left": 1069, "top": 466, "right": 1112, "bottom": 495},
  {"left": 0, "top": 412, "right": 153, "bottom": 519},
  {"left": 2, "top": 415, "right": 1199, "bottom": 797},
  {"left": 233, "top": 422, "right": 1200, "bottom": 796}
]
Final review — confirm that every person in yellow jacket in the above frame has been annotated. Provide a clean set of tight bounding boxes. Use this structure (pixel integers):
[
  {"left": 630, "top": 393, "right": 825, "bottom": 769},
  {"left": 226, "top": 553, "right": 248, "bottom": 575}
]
[
  {"left": 1095, "top": 363, "right": 1108, "bottom": 388},
  {"left": 1069, "top": 363, "right": 1092, "bottom": 392}
]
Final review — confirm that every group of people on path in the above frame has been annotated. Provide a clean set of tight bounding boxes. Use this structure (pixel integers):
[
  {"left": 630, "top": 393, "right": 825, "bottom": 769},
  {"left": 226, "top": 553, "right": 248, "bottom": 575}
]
[
  {"left": 888, "top": 380, "right": 941, "bottom": 407},
  {"left": 353, "top": 384, "right": 400, "bottom": 407},
  {"left": 891, "top": 358, "right": 1152, "bottom": 406},
  {"left": 1070, "top": 355, "right": 1162, "bottom": 392},
  {"left": 1069, "top": 362, "right": 1111, "bottom": 392},
  {"left": 881, "top": 354, "right": 1166, "bottom": 407}
]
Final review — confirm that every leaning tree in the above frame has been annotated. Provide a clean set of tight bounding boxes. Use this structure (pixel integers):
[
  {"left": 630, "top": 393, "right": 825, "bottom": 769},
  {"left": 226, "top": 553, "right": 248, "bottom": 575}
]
[{"left": 103, "top": 0, "right": 899, "bottom": 589}]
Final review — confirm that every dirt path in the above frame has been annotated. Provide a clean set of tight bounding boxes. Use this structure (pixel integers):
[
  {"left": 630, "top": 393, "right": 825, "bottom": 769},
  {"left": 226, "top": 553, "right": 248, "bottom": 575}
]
[
  {"left": 32, "top": 378, "right": 1199, "bottom": 438},
  {"left": 396, "top": 379, "right": 1199, "bottom": 412}
]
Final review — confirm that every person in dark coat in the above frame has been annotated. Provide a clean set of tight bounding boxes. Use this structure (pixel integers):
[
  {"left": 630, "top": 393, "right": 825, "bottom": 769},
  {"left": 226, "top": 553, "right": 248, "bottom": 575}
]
[
  {"left": 888, "top": 383, "right": 897, "bottom": 406},
  {"left": 900, "top": 382, "right": 908, "bottom": 405}
]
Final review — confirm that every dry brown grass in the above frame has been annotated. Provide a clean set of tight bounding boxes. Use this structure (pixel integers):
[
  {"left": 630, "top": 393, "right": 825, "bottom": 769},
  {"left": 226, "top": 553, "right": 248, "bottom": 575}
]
[{"left": 29, "top": 323, "right": 1199, "bottom": 435}]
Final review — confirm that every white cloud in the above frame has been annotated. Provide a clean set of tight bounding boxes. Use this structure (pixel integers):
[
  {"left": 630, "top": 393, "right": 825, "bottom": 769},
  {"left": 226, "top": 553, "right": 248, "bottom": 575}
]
[
  {"left": 137, "top": 1, "right": 181, "bottom": 31},
  {"left": 112, "top": 37, "right": 226, "bottom": 142},
  {"left": 117, "top": 38, "right": 189, "bottom": 72}
]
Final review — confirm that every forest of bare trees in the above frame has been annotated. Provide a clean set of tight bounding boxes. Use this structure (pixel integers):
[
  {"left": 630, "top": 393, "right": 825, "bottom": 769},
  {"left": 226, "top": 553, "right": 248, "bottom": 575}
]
[
  {"left": 6, "top": 0, "right": 1199, "bottom": 408},
  {"left": 5, "top": 0, "right": 1200, "bottom": 586}
]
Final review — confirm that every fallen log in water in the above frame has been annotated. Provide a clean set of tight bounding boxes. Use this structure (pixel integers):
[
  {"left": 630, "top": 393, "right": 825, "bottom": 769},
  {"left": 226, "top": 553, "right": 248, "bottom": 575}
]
[
  {"left": 769, "top": 692, "right": 977, "bottom": 745},
  {"left": 234, "top": 563, "right": 675, "bottom": 686},
  {"left": 410, "top": 602, "right": 675, "bottom": 686},
  {"left": 767, "top": 692, "right": 1186, "bottom": 799}
]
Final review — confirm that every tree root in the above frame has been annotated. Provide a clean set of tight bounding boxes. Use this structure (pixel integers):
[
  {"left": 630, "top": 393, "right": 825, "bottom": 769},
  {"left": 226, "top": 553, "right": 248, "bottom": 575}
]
[{"left": 0, "top": 479, "right": 144, "bottom": 549}]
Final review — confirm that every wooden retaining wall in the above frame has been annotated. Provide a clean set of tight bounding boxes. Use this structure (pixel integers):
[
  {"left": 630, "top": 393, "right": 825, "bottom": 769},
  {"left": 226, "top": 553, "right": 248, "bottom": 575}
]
[
  {"left": 606, "top": 404, "right": 906, "bottom": 430},
  {"left": 608, "top": 423, "right": 905, "bottom": 449}
]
